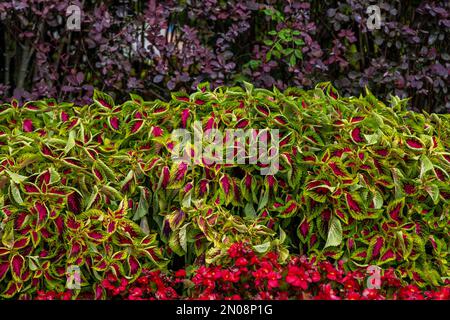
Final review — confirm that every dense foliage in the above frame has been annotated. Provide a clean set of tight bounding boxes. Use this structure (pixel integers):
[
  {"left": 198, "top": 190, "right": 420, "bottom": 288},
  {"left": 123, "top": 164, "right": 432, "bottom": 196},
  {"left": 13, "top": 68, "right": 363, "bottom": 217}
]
[
  {"left": 0, "top": 0, "right": 449, "bottom": 112},
  {"left": 0, "top": 82, "right": 449, "bottom": 299}
]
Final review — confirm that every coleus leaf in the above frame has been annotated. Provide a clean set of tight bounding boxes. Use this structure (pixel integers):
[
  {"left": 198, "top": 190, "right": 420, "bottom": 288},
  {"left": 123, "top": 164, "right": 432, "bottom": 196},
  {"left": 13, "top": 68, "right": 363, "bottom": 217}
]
[
  {"left": 405, "top": 137, "right": 424, "bottom": 150},
  {"left": 386, "top": 197, "right": 405, "bottom": 223},
  {"left": 0, "top": 261, "right": 9, "bottom": 281},
  {"left": 1, "top": 281, "right": 21, "bottom": 298},
  {"left": 297, "top": 218, "right": 312, "bottom": 244},
  {"left": 10, "top": 254, "right": 25, "bottom": 281},
  {"left": 93, "top": 90, "right": 114, "bottom": 110},
  {"left": 34, "top": 201, "right": 49, "bottom": 230}
]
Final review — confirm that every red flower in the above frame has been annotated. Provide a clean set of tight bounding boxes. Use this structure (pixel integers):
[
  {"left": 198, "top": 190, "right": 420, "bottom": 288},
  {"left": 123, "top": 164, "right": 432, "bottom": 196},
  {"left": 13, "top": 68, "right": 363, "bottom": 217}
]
[
  {"left": 286, "top": 266, "right": 309, "bottom": 290},
  {"left": 235, "top": 257, "right": 248, "bottom": 267},
  {"left": 175, "top": 269, "right": 186, "bottom": 278}
]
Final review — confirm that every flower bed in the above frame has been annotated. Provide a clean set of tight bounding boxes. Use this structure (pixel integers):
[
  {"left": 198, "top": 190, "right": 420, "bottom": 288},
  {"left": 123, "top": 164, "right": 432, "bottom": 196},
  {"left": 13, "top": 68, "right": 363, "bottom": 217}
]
[
  {"left": 35, "top": 243, "right": 449, "bottom": 300},
  {"left": 0, "top": 82, "right": 448, "bottom": 299}
]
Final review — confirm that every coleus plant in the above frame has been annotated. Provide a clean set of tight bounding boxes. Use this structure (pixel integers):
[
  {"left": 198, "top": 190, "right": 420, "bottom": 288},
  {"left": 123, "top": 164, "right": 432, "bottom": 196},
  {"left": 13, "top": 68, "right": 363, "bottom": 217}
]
[{"left": 0, "top": 82, "right": 448, "bottom": 299}]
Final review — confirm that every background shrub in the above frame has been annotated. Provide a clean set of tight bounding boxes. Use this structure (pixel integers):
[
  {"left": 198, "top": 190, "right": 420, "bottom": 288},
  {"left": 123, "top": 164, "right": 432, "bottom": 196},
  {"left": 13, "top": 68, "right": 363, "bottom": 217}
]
[{"left": 0, "top": 0, "right": 448, "bottom": 112}]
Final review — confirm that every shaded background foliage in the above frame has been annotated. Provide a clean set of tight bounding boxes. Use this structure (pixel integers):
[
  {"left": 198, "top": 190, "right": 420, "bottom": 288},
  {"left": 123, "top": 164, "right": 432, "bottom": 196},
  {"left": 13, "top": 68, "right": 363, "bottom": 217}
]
[{"left": 0, "top": 0, "right": 448, "bottom": 113}]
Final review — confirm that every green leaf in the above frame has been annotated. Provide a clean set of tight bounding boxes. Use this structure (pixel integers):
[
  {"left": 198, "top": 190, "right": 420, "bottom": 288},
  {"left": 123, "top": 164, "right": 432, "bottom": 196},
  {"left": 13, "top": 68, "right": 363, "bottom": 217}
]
[
  {"left": 48, "top": 167, "right": 61, "bottom": 184},
  {"left": 324, "top": 216, "right": 342, "bottom": 249},
  {"left": 373, "top": 190, "right": 383, "bottom": 209},
  {"left": 133, "top": 187, "right": 150, "bottom": 220},
  {"left": 10, "top": 181, "right": 23, "bottom": 205},
  {"left": 64, "top": 130, "right": 76, "bottom": 154},
  {"left": 425, "top": 184, "right": 439, "bottom": 204},
  {"left": 6, "top": 170, "right": 27, "bottom": 184},
  {"left": 420, "top": 155, "right": 434, "bottom": 178},
  {"left": 257, "top": 189, "right": 269, "bottom": 211},
  {"left": 253, "top": 241, "right": 270, "bottom": 253},
  {"left": 289, "top": 54, "right": 296, "bottom": 66},
  {"left": 244, "top": 203, "right": 256, "bottom": 218}
]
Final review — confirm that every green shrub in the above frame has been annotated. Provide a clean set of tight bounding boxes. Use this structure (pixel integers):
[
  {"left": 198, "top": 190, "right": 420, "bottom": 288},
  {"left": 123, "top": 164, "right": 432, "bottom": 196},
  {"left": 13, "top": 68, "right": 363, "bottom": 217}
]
[{"left": 0, "top": 82, "right": 448, "bottom": 298}]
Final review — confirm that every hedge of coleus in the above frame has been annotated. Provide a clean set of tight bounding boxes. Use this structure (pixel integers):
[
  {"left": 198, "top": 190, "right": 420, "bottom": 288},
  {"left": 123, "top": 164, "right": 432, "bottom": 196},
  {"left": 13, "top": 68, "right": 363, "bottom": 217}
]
[{"left": 0, "top": 82, "right": 449, "bottom": 299}]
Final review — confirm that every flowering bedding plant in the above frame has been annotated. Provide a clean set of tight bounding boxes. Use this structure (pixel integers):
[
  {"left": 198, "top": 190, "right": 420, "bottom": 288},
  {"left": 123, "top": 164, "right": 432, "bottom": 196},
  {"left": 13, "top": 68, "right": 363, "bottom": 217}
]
[{"left": 0, "top": 82, "right": 448, "bottom": 299}]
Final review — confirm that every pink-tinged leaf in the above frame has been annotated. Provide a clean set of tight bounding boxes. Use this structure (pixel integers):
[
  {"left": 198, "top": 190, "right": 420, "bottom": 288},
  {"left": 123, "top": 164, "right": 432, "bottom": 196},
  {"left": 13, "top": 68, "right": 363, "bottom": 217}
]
[
  {"left": 205, "top": 116, "right": 215, "bottom": 130},
  {"left": 220, "top": 175, "right": 230, "bottom": 194},
  {"left": 67, "top": 192, "right": 81, "bottom": 214},
  {"left": 94, "top": 260, "right": 108, "bottom": 271},
  {"left": 14, "top": 212, "right": 28, "bottom": 230},
  {"left": 95, "top": 284, "right": 103, "bottom": 300},
  {"left": 41, "top": 144, "right": 55, "bottom": 157},
  {"left": 35, "top": 202, "right": 48, "bottom": 227},
  {"left": 87, "top": 231, "right": 107, "bottom": 241},
  {"left": 23, "top": 184, "right": 40, "bottom": 193},
  {"left": 236, "top": 119, "right": 249, "bottom": 128},
  {"left": 432, "top": 136, "right": 438, "bottom": 148},
  {"left": 375, "top": 149, "right": 389, "bottom": 157},
  {"left": 31, "top": 230, "right": 40, "bottom": 246},
  {"left": 67, "top": 216, "right": 81, "bottom": 230},
  {"left": 60, "top": 111, "right": 69, "bottom": 122},
  {"left": 434, "top": 168, "right": 446, "bottom": 181},
  {"left": 0, "top": 248, "right": 9, "bottom": 256},
  {"left": 380, "top": 249, "right": 395, "bottom": 262},
  {"left": 11, "top": 254, "right": 25, "bottom": 280},
  {"left": 70, "top": 242, "right": 81, "bottom": 257},
  {"left": 255, "top": 105, "right": 270, "bottom": 117},
  {"left": 351, "top": 116, "right": 365, "bottom": 123},
  {"left": 346, "top": 193, "right": 361, "bottom": 212},
  {"left": 332, "top": 147, "right": 352, "bottom": 158},
  {"left": 1, "top": 281, "right": 20, "bottom": 298},
  {"left": 181, "top": 108, "right": 190, "bottom": 128},
  {"left": 23, "top": 119, "right": 33, "bottom": 132},
  {"left": 279, "top": 201, "right": 298, "bottom": 218},
  {"left": 13, "top": 237, "right": 29, "bottom": 249},
  {"left": 303, "top": 155, "right": 316, "bottom": 162},
  {"left": 175, "top": 162, "right": 188, "bottom": 181},
  {"left": 98, "top": 99, "right": 111, "bottom": 108},
  {"left": 62, "top": 158, "right": 84, "bottom": 168},
  {"left": 176, "top": 96, "right": 190, "bottom": 102},
  {"left": 161, "top": 166, "right": 170, "bottom": 188},
  {"left": 93, "top": 168, "right": 104, "bottom": 181},
  {"left": 274, "top": 115, "right": 287, "bottom": 125},
  {"left": 151, "top": 126, "right": 163, "bottom": 137},
  {"left": 387, "top": 198, "right": 404, "bottom": 223},
  {"left": 403, "top": 184, "right": 416, "bottom": 195},
  {"left": 0, "top": 261, "right": 9, "bottom": 280},
  {"left": 109, "top": 116, "right": 120, "bottom": 130},
  {"left": 199, "top": 179, "right": 208, "bottom": 195},
  {"left": 372, "top": 237, "right": 384, "bottom": 258},
  {"left": 107, "top": 221, "right": 117, "bottom": 234},
  {"left": 25, "top": 103, "right": 39, "bottom": 111},
  {"left": 442, "top": 154, "right": 450, "bottom": 164},
  {"left": 351, "top": 127, "right": 364, "bottom": 143},
  {"left": 67, "top": 118, "right": 80, "bottom": 130},
  {"left": 153, "top": 106, "right": 168, "bottom": 115},
  {"left": 131, "top": 120, "right": 144, "bottom": 133},
  {"left": 128, "top": 256, "right": 140, "bottom": 274},
  {"left": 334, "top": 209, "right": 348, "bottom": 224},
  {"left": 112, "top": 251, "right": 127, "bottom": 260},
  {"left": 328, "top": 162, "right": 346, "bottom": 177},
  {"left": 405, "top": 138, "right": 423, "bottom": 150},
  {"left": 299, "top": 220, "right": 309, "bottom": 238}
]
